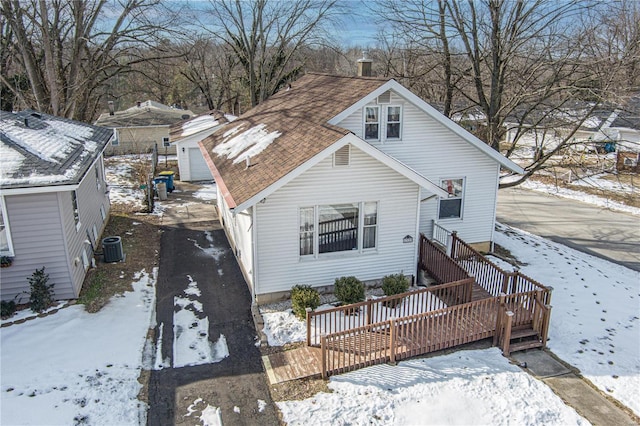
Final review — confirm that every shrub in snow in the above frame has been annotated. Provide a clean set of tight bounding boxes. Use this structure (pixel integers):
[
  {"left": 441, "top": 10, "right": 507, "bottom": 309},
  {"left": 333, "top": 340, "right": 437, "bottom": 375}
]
[
  {"left": 381, "top": 274, "right": 410, "bottom": 308},
  {"left": 291, "top": 285, "right": 320, "bottom": 320},
  {"left": 334, "top": 276, "right": 365, "bottom": 305},
  {"left": 1, "top": 300, "right": 16, "bottom": 319},
  {"left": 27, "top": 267, "right": 55, "bottom": 313}
]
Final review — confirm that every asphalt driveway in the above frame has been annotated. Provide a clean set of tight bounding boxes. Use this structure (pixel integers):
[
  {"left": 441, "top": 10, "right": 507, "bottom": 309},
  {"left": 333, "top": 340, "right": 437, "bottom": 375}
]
[
  {"left": 147, "top": 183, "right": 279, "bottom": 425},
  {"left": 497, "top": 187, "right": 640, "bottom": 271}
]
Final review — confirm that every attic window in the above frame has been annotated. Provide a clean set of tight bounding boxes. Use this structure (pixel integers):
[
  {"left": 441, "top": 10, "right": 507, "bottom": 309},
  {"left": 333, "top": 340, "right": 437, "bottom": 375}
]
[{"left": 334, "top": 145, "right": 350, "bottom": 167}]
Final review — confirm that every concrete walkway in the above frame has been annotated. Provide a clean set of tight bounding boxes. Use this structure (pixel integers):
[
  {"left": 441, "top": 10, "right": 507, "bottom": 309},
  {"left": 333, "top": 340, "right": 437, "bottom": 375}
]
[
  {"left": 497, "top": 187, "right": 640, "bottom": 271},
  {"left": 512, "top": 350, "right": 639, "bottom": 425}
]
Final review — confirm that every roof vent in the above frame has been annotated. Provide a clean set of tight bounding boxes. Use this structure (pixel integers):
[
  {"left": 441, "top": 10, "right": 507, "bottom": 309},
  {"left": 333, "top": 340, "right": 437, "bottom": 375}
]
[
  {"left": 108, "top": 100, "right": 115, "bottom": 116},
  {"left": 334, "top": 145, "right": 350, "bottom": 167},
  {"left": 24, "top": 117, "right": 29, "bottom": 127},
  {"left": 377, "top": 91, "right": 391, "bottom": 104},
  {"left": 181, "top": 114, "right": 190, "bottom": 120}
]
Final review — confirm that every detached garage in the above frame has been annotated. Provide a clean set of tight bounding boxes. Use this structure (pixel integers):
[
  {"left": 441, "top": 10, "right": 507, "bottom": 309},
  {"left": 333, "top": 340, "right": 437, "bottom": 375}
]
[{"left": 170, "top": 111, "right": 234, "bottom": 182}]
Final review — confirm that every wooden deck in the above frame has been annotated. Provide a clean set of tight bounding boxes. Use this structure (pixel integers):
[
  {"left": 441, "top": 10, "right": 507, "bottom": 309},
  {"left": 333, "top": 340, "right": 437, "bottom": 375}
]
[{"left": 263, "top": 346, "right": 322, "bottom": 384}]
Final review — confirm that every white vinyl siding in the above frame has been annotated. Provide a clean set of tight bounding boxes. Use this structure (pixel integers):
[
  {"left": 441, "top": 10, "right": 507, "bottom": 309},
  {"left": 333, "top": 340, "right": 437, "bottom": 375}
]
[
  {"left": 338, "top": 91, "right": 499, "bottom": 244},
  {"left": 188, "top": 147, "right": 214, "bottom": 181},
  {"left": 217, "top": 193, "right": 254, "bottom": 292},
  {"left": 253, "top": 146, "right": 419, "bottom": 295}
]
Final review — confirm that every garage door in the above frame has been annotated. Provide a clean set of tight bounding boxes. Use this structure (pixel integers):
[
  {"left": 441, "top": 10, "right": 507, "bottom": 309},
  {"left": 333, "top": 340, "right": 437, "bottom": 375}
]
[{"left": 188, "top": 148, "right": 213, "bottom": 181}]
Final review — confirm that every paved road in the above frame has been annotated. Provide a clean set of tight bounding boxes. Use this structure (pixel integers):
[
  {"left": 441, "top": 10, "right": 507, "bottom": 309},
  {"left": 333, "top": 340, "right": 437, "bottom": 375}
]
[
  {"left": 497, "top": 187, "right": 640, "bottom": 272},
  {"left": 147, "top": 184, "right": 279, "bottom": 425}
]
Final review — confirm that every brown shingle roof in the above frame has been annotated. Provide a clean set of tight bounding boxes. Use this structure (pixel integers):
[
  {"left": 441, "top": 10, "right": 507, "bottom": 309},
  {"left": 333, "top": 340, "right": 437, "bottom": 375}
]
[
  {"left": 200, "top": 73, "right": 388, "bottom": 208},
  {"left": 169, "top": 110, "right": 229, "bottom": 142}
]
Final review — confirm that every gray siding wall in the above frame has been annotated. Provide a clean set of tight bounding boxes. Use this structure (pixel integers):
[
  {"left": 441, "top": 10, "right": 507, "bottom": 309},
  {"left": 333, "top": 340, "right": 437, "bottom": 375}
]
[
  {"left": 337, "top": 92, "right": 499, "bottom": 244},
  {"left": 254, "top": 146, "right": 420, "bottom": 295},
  {"left": 0, "top": 192, "right": 74, "bottom": 301},
  {"left": 0, "top": 155, "right": 111, "bottom": 301}
]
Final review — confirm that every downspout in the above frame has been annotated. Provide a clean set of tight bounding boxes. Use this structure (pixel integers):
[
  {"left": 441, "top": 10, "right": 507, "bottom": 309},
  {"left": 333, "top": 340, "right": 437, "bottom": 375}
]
[
  {"left": 413, "top": 186, "right": 422, "bottom": 286},
  {"left": 491, "top": 163, "right": 500, "bottom": 251},
  {"left": 251, "top": 204, "right": 258, "bottom": 303}
]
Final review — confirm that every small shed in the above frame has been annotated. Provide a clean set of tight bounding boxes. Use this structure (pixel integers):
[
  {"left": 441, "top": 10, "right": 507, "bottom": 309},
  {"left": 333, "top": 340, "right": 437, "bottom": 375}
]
[{"left": 170, "top": 111, "right": 235, "bottom": 182}]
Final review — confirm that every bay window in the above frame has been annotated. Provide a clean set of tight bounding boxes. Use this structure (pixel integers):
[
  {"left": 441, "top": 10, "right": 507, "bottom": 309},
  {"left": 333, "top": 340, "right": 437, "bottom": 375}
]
[{"left": 299, "top": 202, "right": 378, "bottom": 257}]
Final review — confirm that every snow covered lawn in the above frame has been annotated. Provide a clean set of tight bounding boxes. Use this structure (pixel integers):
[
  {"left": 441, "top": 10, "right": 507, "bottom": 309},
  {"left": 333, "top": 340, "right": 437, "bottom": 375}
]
[
  {"left": 104, "top": 155, "right": 148, "bottom": 210},
  {"left": 0, "top": 269, "right": 157, "bottom": 425},
  {"left": 278, "top": 348, "right": 588, "bottom": 425},
  {"left": 494, "top": 223, "right": 640, "bottom": 416}
]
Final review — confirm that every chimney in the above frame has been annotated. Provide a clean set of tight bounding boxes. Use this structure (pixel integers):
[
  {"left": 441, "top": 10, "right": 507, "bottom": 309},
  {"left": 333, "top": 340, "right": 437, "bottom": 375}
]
[
  {"left": 357, "top": 51, "right": 372, "bottom": 77},
  {"left": 136, "top": 101, "right": 141, "bottom": 108},
  {"left": 108, "top": 100, "right": 115, "bottom": 116}
]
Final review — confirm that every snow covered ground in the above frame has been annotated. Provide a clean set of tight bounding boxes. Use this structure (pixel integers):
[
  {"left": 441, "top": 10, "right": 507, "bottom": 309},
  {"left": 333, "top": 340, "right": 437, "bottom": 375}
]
[
  {"left": 278, "top": 348, "right": 588, "bottom": 425},
  {"left": 104, "top": 155, "right": 147, "bottom": 210},
  {"left": 494, "top": 223, "right": 640, "bottom": 416},
  {"left": 0, "top": 269, "right": 157, "bottom": 425}
]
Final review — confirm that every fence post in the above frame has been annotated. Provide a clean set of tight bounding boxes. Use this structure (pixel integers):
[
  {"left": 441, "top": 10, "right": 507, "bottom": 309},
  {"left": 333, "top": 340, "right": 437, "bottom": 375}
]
[
  {"left": 493, "top": 293, "right": 506, "bottom": 346},
  {"left": 501, "top": 272, "right": 511, "bottom": 294},
  {"left": 321, "top": 336, "right": 327, "bottom": 379},
  {"left": 306, "top": 308, "right": 312, "bottom": 347},
  {"left": 389, "top": 318, "right": 397, "bottom": 365},
  {"left": 502, "top": 311, "right": 514, "bottom": 356},
  {"left": 365, "top": 297, "right": 373, "bottom": 326},
  {"left": 450, "top": 231, "right": 458, "bottom": 259}
]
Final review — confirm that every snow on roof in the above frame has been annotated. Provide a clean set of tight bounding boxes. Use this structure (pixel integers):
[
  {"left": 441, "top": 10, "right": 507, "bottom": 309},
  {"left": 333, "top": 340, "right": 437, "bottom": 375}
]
[
  {"left": 180, "top": 115, "right": 220, "bottom": 138},
  {"left": 0, "top": 110, "right": 112, "bottom": 189},
  {"left": 212, "top": 123, "right": 281, "bottom": 165}
]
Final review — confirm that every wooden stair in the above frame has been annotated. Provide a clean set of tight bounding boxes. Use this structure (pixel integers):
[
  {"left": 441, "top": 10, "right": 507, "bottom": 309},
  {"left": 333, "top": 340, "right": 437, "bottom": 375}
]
[{"left": 507, "top": 326, "right": 544, "bottom": 353}]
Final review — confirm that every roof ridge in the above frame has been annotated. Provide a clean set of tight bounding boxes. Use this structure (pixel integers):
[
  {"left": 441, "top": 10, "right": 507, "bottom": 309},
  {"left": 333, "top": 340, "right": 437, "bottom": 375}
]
[{"left": 304, "top": 71, "right": 390, "bottom": 82}]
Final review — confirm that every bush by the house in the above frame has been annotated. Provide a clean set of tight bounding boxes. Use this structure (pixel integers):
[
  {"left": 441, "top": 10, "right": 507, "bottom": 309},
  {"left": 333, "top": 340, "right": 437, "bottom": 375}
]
[
  {"left": 1, "top": 300, "right": 16, "bottom": 319},
  {"left": 382, "top": 273, "right": 410, "bottom": 297},
  {"left": 334, "top": 276, "right": 365, "bottom": 305},
  {"left": 27, "top": 267, "right": 55, "bottom": 313},
  {"left": 291, "top": 284, "right": 320, "bottom": 320},
  {"left": 381, "top": 273, "right": 410, "bottom": 308}
]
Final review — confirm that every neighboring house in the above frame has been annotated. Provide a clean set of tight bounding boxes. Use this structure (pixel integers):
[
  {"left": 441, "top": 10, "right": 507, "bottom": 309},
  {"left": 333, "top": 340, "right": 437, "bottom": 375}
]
[
  {"left": 95, "top": 100, "right": 194, "bottom": 156},
  {"left": 198, "top": 72, "right": 523, "bottom": 304},
  {"left": 170, "top": 110, "right": 236, "bottom": 181},
  {"left": 0, "top": 110, "right": 112, "bottom": 302}
]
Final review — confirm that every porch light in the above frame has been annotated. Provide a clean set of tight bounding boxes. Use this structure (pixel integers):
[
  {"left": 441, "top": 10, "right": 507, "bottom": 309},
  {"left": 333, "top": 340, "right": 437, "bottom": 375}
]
[{"left": 403, "top": 235, "right": 413, "bottom": 243}]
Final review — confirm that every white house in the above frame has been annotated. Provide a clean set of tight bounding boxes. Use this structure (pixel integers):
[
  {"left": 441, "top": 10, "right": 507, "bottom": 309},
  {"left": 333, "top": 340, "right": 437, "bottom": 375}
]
[
  {"left": 169, "top": 110, "right": 236, "bottom": 181},
  {"left": 198, "top": 73, "right": 523, "bottom": 304},
  {"left": 0, "top": 110, "right": 112, "bottom": 302}
]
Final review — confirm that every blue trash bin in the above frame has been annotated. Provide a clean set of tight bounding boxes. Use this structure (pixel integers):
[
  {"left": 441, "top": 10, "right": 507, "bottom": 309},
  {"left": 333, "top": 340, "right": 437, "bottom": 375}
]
[{"left": 158, "top": 171, "right": 175, "bottom": 192}]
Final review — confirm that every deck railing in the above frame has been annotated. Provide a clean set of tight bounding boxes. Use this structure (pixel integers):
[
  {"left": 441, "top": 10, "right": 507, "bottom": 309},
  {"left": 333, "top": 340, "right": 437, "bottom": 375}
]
[
  {"left": 431, "top": 220, "right": 453, "bottom": 249},
  {"left": 419, "top": 234, "right": 470, "bottom": 284},
  {"left": 307, "top": 278, "right": 474, "bottom": 347},
  {"left": 450, "top": 233, "right": 552, "bottom": 304},
  {"left": 320, "top": 296, "right": 498, "bottom": 378}
]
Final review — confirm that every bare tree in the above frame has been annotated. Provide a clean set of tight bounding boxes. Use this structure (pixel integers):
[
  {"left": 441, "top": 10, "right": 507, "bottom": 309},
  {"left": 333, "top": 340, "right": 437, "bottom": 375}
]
[
  {"left": 0, "top": 0, "right": 184, "bottom": 121},
  {"left": 199, "top": 0, "right": 339, "bottom": 107}
]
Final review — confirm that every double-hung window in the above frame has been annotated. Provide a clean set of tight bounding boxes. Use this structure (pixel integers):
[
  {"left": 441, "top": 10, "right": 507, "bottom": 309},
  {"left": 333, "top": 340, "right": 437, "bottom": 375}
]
[
  {"left": 162, "top": 137, "right": 170, "bottom": 147},
  {"left": 438, "top": 178, "right": 464, "bottom": 219},
  {"left": 0, "top": 197, "right": 14, "bottom": 256},
  {"left": 364, "top": 105, "right": 402, "bottom": 141},
  {"left": 299, "top": 202, "right": 378, "bottom": 257},
  {"left": 364, "top": 106, "right": 380, "bottom": 140}
]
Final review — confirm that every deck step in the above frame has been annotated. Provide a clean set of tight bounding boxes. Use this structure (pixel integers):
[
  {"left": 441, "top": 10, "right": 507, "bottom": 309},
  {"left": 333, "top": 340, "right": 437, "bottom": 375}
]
[
  {"left": 509, "top": 340, "right": 543, "bottom": 353},
  {"left": 510, "top": 328, "right": 539, "bottom": 340}
]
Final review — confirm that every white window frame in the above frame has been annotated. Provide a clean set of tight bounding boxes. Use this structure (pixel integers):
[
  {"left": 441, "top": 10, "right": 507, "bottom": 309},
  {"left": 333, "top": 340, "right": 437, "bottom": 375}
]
[
  {"left": 0, "top": 196, "right": 15, "bottom": 256},
  {"left": 363, "top": 106, "right": 380, "bottom": 141},
  {"left": 299, "top": 201, "right": 378, "bottom": 258},
  {"left": 385, "top": 105, "right": 402, "bottom": 140},
  {"left": 438, "top": 178, "right": 465, "bottom": 220},
  {"left": 162, "top": 136, "right": 170, "bottom": 147},
  {"left": 95, "top": 165, "right": 101, "bottom": 191},
  {"left": 100, "top": 205, "right": 106, "bottom": 221},
  {"left": 111, "top": 129, "right": 119, "bottom": 146},
  {"left": 71, "top": 190, "right": 81, "bottom": 231},
  {"left": 81, "top": 249, "right": 89, "bottom": 270}
]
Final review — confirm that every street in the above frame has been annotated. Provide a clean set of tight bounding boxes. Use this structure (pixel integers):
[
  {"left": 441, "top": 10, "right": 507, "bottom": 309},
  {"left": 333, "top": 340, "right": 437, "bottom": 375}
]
[{"left": 497, "top": 187, "right": 640, "bottom": 272}]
